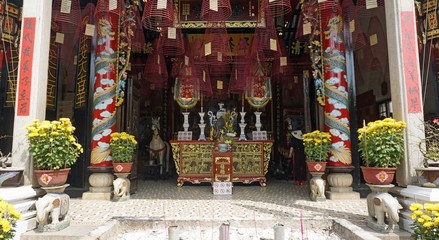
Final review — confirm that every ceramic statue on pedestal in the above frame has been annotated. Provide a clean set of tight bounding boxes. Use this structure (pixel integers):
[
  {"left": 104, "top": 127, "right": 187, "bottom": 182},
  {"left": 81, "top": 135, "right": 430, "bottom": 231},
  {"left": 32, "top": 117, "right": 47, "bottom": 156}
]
[
  {"left": 35, "top": 193, "right": 70, "bottom": 232},
  {"left": 366, "top": 184, "right": 402, "bottom": 233},
  {"left": 113, "top": 176, "right": 130, "bottom": 201}
]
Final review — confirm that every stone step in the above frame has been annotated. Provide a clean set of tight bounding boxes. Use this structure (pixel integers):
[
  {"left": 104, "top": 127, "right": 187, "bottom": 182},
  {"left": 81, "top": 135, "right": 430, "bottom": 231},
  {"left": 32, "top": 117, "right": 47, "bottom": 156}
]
[{"left": 20, "top": 217, "right": 405, "bottom": 240}]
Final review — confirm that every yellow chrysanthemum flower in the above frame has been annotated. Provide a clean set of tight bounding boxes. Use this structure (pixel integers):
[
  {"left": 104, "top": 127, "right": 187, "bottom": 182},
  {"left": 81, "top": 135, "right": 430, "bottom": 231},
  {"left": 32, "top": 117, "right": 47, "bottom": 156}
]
[
  {"left": 415, "top": 210, "right": 424, "bottom": 216},
  {"left": 423, "top": 221, "right": 434, "bottom": 228},
  {"left": 422, "top": 215, "right": 432, "bottom": 221},
  {"left": 410, "top": 203, "right": 423, "bottom": 211},
  {"left": 1, "top": 219, "right": 10, "bottom": 232}
]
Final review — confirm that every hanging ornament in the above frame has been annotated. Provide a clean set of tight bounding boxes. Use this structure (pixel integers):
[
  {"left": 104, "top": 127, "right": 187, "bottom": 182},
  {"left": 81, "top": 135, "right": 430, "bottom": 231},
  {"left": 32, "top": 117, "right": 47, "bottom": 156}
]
[
  {"left": 174, "top": 55, "right": 200, "bottom": 110},
  {"left": 245, "top": 59, "right": 272, "bottom": 109},
  {"left": 142, "top": 0, "right": 175, "bottom": 32}
]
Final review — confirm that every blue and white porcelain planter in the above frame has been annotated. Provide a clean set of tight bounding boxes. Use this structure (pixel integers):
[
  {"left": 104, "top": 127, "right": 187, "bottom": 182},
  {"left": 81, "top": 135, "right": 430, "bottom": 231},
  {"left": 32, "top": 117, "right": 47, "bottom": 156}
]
[
  {"left": 0, "top": 167, "right": 24, "bottom": 187},
  {"left": 218, "top": 143, "right": 228, "bottom": 153}
]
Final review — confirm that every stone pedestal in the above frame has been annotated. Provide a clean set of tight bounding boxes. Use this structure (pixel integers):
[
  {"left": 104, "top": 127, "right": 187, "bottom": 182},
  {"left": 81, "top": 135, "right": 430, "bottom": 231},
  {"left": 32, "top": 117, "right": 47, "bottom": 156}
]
[
  {"left": 113, "top": 172, "right": 131, "bottom": 202},
  {"left": 309, "top": 171, "right": 326, "bottom": 201},
  {"left": 325, "top": 166, "right": 360, "bottom": 200},
  {"left": 82, "top": 166, "right": 114, "bottom": 200},
  {"left": 366, "top": 184, "right": 401, "bottom": 233}
]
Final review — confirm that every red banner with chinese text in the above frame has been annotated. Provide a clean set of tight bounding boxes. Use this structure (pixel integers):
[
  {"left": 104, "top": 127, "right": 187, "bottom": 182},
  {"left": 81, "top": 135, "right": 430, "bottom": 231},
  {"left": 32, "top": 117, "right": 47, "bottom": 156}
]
[
  {"left": 401, "top": 11, "right": 422, "bottom": 113},
  {"left": 16, "top": 17, "right": 36, "bottom": 116}
]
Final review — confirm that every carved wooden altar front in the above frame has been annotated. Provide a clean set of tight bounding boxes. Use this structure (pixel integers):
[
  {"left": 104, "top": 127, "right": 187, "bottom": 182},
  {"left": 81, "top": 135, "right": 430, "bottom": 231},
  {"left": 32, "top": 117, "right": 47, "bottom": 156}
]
[{"left": 170, "top": 140, "right": 273, "bottom": 186}]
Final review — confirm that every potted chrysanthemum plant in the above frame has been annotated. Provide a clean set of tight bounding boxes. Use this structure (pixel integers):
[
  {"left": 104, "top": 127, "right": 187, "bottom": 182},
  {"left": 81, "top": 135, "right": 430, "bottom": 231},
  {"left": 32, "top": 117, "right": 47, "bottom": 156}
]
[
  {"left": 110, "top": 132, "right": 137, "bottom": 173},
  {"left": 358, "top": 118, "right": 406, "bottom": 185},
  {"left": 24, "top": 118, "right": 83, "bottom": 187}
]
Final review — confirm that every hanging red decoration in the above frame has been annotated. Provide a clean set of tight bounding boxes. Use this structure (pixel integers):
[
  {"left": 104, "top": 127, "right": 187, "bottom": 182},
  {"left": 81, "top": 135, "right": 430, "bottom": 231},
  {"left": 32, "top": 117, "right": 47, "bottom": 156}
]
[
  {"left": 229, "top": 38, "right": 251, "bottom": 93},
  {"left": 95, "top": 0, "right": 121, "bottom": 18},
  {"left": 188, "top": 39, "right": 206, "bottom": 65},
  {"left": 341, "top": 0, "right": 367, "bottom": 50},
  {"left": 261, "top": 0, "right": 292, "bottom": 17},
  {"left": 356, "top": 0, "right": 385, "bottom": 18},
  {"left": 74, "top": 3, "right": 95, "bottom": 43},
  {"left": 197, "top": 64, "right": 213, "bottom": 97},
  {"left": 296, "top": 0, "right": 319, "bottom": 42},
  {"left": 52, "top": 0, "right": 82, "bottom": 85},
  {"left": 271, "top": 38, "right": 292, "bottom": 81},
  {"left": 142, "top": 0, "right": 175, "bottom": 32},
  {"left": 251, "top": 14, "right": 281, "bottom": 61},
  {"left": 229, "top": 61, "right": 249, "bottom": 93},
  {"left": 52, "top": 0, "right": 81, "bottom": 33},
  {"left": 202, "top": 22, "right": 232, "bottom": 65},
  {"left": 143, "top": 46, "right": 168, "bottom": 90},
  {"left": 132, "top": 6, "right": 146, "bottom": 53},
  {"left": 200, "top": 0, "right": 232, "bottom": 21},
  {"left": 158, "top": 27, "right": 185, "bottom": 56}
]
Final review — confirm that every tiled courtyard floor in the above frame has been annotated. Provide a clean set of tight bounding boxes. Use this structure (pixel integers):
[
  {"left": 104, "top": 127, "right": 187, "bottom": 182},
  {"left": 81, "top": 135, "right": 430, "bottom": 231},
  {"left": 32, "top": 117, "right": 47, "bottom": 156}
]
[
  {"left": 69, "top": 177, "right": 369, "bottom": 229},
  {"left": 21, "top": 176, "right": 415, "bottom": 239}
]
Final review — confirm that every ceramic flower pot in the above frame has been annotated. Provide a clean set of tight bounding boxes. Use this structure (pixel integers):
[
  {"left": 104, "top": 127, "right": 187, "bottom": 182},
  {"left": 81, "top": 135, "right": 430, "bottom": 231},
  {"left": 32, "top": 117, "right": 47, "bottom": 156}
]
[
  {"left": 34, "top": 168, "right": 70, "bottom": 187},
  {"left": 306, "top": 161, "right": 327, "bottom": 172},
  {"left": 113, "top": 162, "right": 133, "bottom": 173},
  {"left": 361, "top": 166, "right": 396, "bottom": 185}
]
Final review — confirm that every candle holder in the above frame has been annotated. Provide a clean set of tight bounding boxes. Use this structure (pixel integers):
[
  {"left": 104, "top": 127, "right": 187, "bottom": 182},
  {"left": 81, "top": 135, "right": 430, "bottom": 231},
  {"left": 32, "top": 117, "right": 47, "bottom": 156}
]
[
  {"left": 254, "top": 111, "right": 262, "bottom": 131},
  {"left": 199, "top": 111, "right": 205, "bottom": 124},
  {"left": 239, "top": 111, "right": 247, "bottom": 141},
  {"left": 198, "top": 112, "right": 206, "bottom": 140}
]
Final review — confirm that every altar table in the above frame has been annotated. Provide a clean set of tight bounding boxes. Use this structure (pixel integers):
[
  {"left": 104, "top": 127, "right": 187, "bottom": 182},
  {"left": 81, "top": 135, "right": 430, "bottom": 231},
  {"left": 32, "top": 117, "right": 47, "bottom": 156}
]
[{"left": 170, "top": 140, "right": 273, "bottom": 186}]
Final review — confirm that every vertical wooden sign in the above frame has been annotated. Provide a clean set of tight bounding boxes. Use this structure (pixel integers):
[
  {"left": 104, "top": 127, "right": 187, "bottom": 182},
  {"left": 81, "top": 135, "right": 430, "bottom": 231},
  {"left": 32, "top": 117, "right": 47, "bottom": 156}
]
[{"left": 16, "top": 17, "right": 36, "bottom": 116}]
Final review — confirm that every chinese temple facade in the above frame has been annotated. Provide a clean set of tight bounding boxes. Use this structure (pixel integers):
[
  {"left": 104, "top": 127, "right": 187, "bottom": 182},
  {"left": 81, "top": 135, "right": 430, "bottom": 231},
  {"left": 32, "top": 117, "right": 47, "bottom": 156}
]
[{"left": 0, "top": 0, "right": 434, "bottom": 207}]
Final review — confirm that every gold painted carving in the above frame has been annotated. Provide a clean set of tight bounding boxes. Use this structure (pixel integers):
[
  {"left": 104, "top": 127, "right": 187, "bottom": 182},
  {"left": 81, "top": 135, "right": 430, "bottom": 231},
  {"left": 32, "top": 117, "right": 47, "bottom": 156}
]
[
  {"left": 5, "top": 48, "right": 19, "bottom": 106},
  {"left": 75, "top": 20, "right": 89, "bottom": 108},
  {"left": 178, "top": 142, "right": 214, "bottom": 174},
  {"left": 171, "top": 143, "right": 181, "bottom": 175},
  {"left": 263, "top": 142, "right": 273, "bottom": 174},
  {"left": 46, "top": 29, "right": 58, "bottom": 109},
  {"left": 174, "top": 0, "right": 263, "bottom": 29}
]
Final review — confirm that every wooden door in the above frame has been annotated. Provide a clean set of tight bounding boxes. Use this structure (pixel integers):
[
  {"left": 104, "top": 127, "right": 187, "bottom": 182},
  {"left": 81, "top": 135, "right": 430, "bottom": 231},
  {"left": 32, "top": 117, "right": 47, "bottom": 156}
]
[{"left": 126, "top": 77, "right": 140, "bottom": 193}]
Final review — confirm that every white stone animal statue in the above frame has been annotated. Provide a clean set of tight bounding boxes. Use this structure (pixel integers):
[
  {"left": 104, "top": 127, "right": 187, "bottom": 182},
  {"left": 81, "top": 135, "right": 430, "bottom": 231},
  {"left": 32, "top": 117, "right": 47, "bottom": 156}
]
[
  {"left": 368, "top": 192, "right": 402, "bottom": 232},
  {"left": 310, "top": 177, "right": 325, "bottom": 201},
  {"left": 149, "top": 117, "right": 170, "bottom": 176},
  {"left": 35, "top": 193, "right": 70, "bottom": 227},
  {"left": 113, "top": 177, "right": 130, "bottom": 201}
]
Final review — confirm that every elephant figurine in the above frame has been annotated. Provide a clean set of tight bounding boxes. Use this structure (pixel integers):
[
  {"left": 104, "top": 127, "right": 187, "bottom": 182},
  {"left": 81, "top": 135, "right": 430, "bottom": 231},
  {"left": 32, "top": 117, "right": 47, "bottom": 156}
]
[
  {"left": 310, "top": 176, "right": 325, "bottom": 201},
  {"left": 367, "top": 192, "right": 402, "bottom": 232},
  {"left": 35, "top": 193, "right": 70, "bottom": 229},
  {"left": 113, "top": 177, "right": 130, "bottom": 201}
]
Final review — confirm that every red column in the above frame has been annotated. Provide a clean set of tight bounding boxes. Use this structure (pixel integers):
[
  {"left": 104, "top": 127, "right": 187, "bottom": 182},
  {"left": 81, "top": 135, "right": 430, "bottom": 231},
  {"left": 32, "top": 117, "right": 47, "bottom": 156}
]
[
  {"left": 320, "top": 1, "right": 352, "bottom": 166},
  {"left": 91, "top": 6, "right": 120, "bottom": 166}
]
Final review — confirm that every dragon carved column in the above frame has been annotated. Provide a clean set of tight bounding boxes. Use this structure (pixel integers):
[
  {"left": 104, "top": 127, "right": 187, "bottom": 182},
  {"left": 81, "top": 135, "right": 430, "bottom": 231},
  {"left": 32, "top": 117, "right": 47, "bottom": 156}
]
[
  {"left": 319, "top": 0, "right": 359, "bottom": 199},
  {"left": 91, "top": 15, "right": 119, "bottom": 167},
  {"left": 83, "top": 0, "right": 120, "bottom": 200}
]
